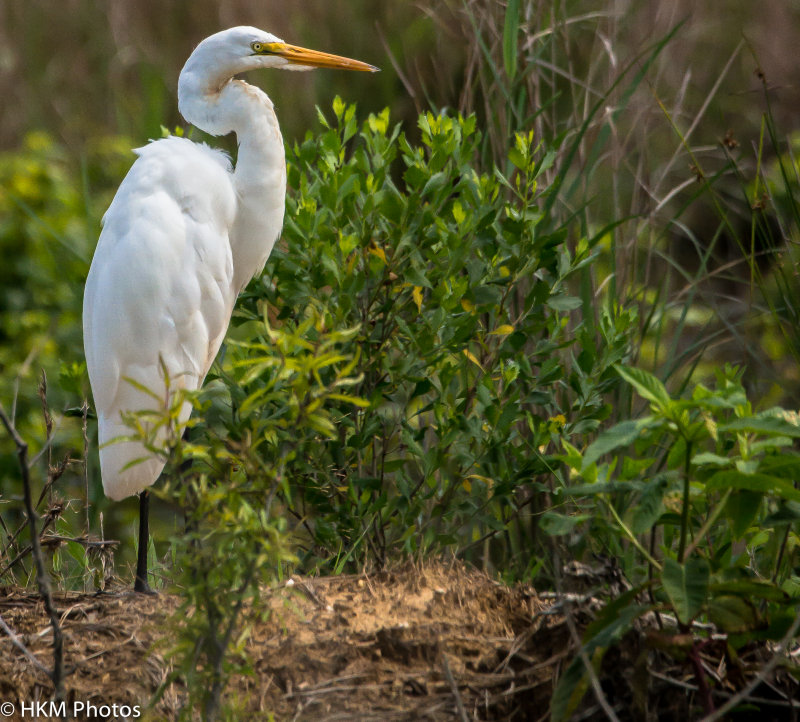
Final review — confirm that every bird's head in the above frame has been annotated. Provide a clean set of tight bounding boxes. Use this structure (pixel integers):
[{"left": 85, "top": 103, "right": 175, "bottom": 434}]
[
  {"left": 182, "top": 26, "right": 378, "bottom": 91},
  {"left": 178, "top": 26, "right": 377, "bottom": 136}
]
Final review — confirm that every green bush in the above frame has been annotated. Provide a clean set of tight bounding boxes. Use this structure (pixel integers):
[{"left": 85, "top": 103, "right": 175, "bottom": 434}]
[
  {"left": 217, "top": 99, "right": 634, "bottom": 577},
  {"left": 130, "top": 99, "right": 637, "bottom": 714},
  {"left": 551, "top": 363, "right": 800, "bottom": 719},
  {"left": 152, "top": 311, "right": 363, "bottom": 720}
]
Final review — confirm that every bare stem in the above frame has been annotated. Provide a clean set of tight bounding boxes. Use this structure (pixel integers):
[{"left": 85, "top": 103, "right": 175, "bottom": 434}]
[
  {"left": 678, "top": 440, "right": 692, "bottom": 563},
  {"left": 82, "top": 400, "right": 91, "bottom": 534},
  {"left": 0, "top": 404, "right": 64, "bottom": 703},
  {"left": 37, "top": 371, "right": 53, "bottom": 495},
  {"left": 0, "top": 613, "right": 50, "bottom": 677}
]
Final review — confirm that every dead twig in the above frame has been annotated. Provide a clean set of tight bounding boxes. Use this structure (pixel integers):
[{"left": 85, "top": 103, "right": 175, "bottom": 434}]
[
  {"left": 39, "top": 535, "right": 118, "bottom": 549},
  {"left": 0, "top": 403, "right": 65, "bottom": 706},
  {"left": 440, "top": 650, "right": 468, "bottom": 722},
  {"left": 0, "top": 612, "right": 51, "bottom": 677},
  {"left": 2, "top": 457, "right": 71, "bottom": 575},
  {"left": 700, "top": 612, "right": 800, "bottom": 722},
  {"left": 38, "top": 372, "right": 53, "bottom": 507},
  {"left": 0, "top": 504, "right": 72, "bottom": 578}
]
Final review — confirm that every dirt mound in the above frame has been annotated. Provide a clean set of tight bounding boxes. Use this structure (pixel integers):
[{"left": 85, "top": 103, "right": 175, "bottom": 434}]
[{"left": 0, "top": 561, "right": 568, "bottom": 720}]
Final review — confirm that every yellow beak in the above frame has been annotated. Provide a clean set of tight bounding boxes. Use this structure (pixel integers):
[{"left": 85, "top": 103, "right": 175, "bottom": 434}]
[{"left": 262, "top": 42, "right": 379, "bottom": 72}]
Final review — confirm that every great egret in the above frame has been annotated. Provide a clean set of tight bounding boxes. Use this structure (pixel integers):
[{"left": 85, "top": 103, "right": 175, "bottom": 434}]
[{"left": 83, "top": 26, "right": 377, "bottom": 592}]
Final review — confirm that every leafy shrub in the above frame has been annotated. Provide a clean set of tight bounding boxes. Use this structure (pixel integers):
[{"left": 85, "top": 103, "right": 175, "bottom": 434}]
[
  {"left": 551, "top": 364, "right": 800, "bottom": 719},
  {"left": 151, "top": 311, "right": 363, "bottom": 720},
  {"left": 131, "top": 99, "right": 637, "bottom": 714},
  {"left": 221, "top": 99, "right": 634, "bottom": 576}
]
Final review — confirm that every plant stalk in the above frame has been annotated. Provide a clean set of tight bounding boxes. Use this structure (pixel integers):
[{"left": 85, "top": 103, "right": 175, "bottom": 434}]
[
  {"left": 678, "top": 440, "right": 692, "bottom": 563},
  {"left": 0, "top": 405, "right": 65, "bottom": 707}
]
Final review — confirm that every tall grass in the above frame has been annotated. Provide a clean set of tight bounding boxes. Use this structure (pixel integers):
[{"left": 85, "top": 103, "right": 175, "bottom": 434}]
[{"left": 435, "top": 2, "right": 799, "bottom": 401}]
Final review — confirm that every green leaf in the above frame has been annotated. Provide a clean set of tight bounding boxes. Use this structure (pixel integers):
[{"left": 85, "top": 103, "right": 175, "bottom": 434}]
[
  {"left": 535, "top": 148, "right": 557, "bottom": 179},
  {"left": 421, "top": 171, "right": 448, "bottom": 197},
  {"left": 724, "top": 490, "right": 762, "bottom": 539},
  {"left": 615, "top": 365, "right": 672, "bottom": 411},
  {"left": 546, "top": 294, "right": 582, "bottom": 312},
  {"left": 582, "top": 416, "right": 657, "bottom": 469},
  {"left": 706, "top": 470, "right": 800, "bottom": 503},
  {"left": 708, "top": 579, "right": 788, "bottom": 603},
  {"left": 502, "top": 0, "right": 520, "bottom": 80},
  {"left": 707, "top": 595, "right": 759, "bottom": 633},
  {"left": 559, "top": 439, "right": 584, "bottom": 471},
  {"left": 630, "top": 475, "right": 668, "bottom": 534},
  {"left": 665, "top": 436, "right": 687, "bottom": 471},
  {"left": 539, "top": 511, "right": 591, "bottom": 536},
  {"left": 405, "top": 266, "right": 433, "bottom": 289},
  {"left": 781, "top": 576, "right": 800, "bottom": 598},
  {"left": 719, "top": 412, "right": 800, "bottom": 438},
  {"left": 661, "top": 557, "right": 710, "bottom": 625},
  {"left": 758, "top": 454, "right": 800, "bottom": 478},
  {"left": 327, "top": 393, "right": 371, "bottom": 408},
  {"left": 508, "top": 146, "right": 527, "bottom": 171},
  {"left": 66, "top": 540, "right": 88, "bottom": 568},
  {"left": 691, "top": 451, "right": 731, "bottom": 467}
]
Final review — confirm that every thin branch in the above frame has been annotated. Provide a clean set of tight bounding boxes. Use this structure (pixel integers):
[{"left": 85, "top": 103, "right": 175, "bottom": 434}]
[
  {"left": 441, "top": 651, "right": 468, "bottom": 722},
  {"left": 81, "top": 400, "right": 90, "bottom": 534},
  {"left": 0, "top": 403, "right": 65, "bottom": 703},
  {"left": 0, "top": 612, "right": 51, "bottom": 677},
  {"left": 39, "top": 535, "right": 118, "bottom": 549}
]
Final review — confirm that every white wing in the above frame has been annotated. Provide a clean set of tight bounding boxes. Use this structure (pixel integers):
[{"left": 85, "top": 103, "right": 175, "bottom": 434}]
[{"left": 83, "top": 137, "right": 237, "bottom": 500}]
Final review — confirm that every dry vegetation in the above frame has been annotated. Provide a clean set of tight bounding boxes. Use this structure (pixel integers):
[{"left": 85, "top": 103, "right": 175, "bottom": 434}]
[
  {"left": 2, "top": 561, "right": 798, "bottom": 720},
  {"left": 1, "top": 562, "right": 565, "bottom": 721}
]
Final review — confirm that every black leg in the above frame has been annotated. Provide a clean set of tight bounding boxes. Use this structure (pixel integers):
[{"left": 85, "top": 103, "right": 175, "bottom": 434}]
[{"left": 134, "top": 489, "right": 155, "bottom": 594}]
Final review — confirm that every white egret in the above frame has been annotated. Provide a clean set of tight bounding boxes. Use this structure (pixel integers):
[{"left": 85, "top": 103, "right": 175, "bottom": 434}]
[{"left": 83, "top": 26, "right": 377, "bottom": 592}]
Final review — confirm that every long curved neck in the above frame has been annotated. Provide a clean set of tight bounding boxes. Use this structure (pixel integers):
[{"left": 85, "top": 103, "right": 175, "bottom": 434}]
[{"left": 179, "top": 76, "right": 286, "bottom": 292}]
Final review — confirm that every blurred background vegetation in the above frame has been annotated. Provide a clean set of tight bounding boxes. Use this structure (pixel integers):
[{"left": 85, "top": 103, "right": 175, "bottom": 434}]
[{"left": 2, "top": 0, "right": 800, "bottom": 583}]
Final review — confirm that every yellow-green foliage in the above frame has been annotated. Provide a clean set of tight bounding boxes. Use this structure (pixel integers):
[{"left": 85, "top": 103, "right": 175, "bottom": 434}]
[
  {"left": 0, "top": 132, "right": 133, "bottom": 402},
  {"left": 0, "top": 131, "right": 133, "bottom": 523},
  {"left": 0, "top": 133, "right": 85, "bottom": 384}
]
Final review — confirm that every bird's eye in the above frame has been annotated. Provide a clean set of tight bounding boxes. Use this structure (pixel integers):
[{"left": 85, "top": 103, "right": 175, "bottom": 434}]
[{"left": 251, "top": 41, "right": 264, "bottom": 53}]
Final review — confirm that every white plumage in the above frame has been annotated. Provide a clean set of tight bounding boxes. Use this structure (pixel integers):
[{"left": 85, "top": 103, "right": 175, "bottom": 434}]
[
  {"left": 83, "top": 137, "right": 239, "bottom": 499},
  {"left": 83, "top": 26, "right": 377, "bottom": 504}
]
